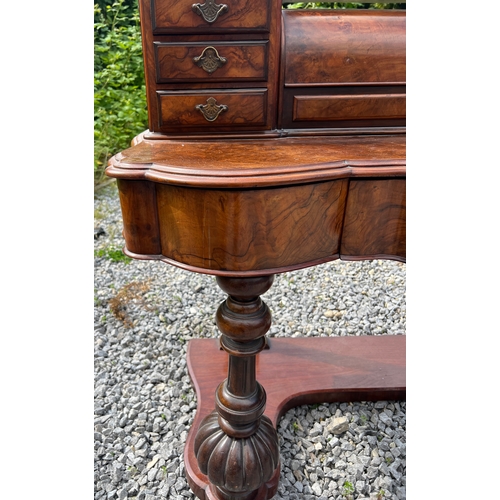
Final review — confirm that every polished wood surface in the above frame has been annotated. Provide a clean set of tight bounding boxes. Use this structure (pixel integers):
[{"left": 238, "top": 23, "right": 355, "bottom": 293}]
[
  {"left": 193, "top": 276, "right": 280, "bottom": 500},
  {"left": 342, "top": 179, "right": 406, "bottom": 260},
  {"left": 152, "top": 0, "right": 272, "bottom": 33},
  {"left": 282, "top": 10, "right": 406, "bottom": 86},
  {"left": 187, "top": 337, "right": 406, "bottom": 430},
  {"left": 139, "top": 1, "right": 404, "bottom": 138},
  {"left": 115, "top": 179, "right": 161, "bottom": 255},
  {"left": 279, "top": 10, "right": 405, "bottom": 131},
  {"left": 107, "top": 134, "right": 405, "bottom": 275},
  {"left": 107, "top": 135, "right": 405, "bottom": 185},
  {"left": 291, "top": 94, "right": 406, "bottom": 122},
  {"left": 155, "top": 42, "right": 269, "bottom": 83},
  {"left": 153, "top": 180, "right": 347, "bottom": 273},
  {"left": 139, "top": 0, "right": 281, "bottom": 135},
  {"left": 158, "top": 89, "right": 268, "bottom": 130}
]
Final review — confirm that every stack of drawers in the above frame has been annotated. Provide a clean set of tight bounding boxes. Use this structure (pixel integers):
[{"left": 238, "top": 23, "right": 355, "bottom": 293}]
[{"left": 139, "top": 0, "right": 281, "bottom": 136}]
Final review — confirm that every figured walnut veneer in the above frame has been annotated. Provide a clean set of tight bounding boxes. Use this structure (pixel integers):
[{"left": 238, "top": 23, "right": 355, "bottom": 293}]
[
  {"left": 107, "top": 134, "right": 405, "bottom": 276},
  {"left": 282, "top": 10, "right": 406, "bottom": 86}
]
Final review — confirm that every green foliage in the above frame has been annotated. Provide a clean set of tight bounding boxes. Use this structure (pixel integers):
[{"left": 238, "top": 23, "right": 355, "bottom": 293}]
[
  {"left": 95, "top": 0, "right": 136, "bottom": 13},
  {"left": 94, "top": 247, "right": 132, "bottom": 263},
  {"left": 94, "top": 0, "right": 148, "bottom": 185},
  {"left": 342, "top": 480, "right": 355, "bottom": 498}
]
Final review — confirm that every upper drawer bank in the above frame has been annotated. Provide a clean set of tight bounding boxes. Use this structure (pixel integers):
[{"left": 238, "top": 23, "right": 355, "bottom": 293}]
[
  {"left": 151, "top": 0, "right": 271, "bottom": 34},
  {"left": 280, "top": 9, "right": 406, "bottom": 131}
]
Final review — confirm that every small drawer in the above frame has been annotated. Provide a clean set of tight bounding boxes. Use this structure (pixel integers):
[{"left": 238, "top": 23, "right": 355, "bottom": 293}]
[
  {"left": 154, "top": 42, "right": 268, "bottom": 83},
  {"left": 280, "top": 87, "right": 406, "bottom": 130},
  {"left": 293, "top": 94, "right": 406, "bottom": 122},
  {"left": 157, "top": 89, "right": 268, "bottom": 130},
  {"left": 151, "top": 0, "right": 270, "bottom": 33}
]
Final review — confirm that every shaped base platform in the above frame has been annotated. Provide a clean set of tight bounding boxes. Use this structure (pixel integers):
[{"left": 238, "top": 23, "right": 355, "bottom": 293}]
[{"left": 184, "top": 335, "right": 406, "bottom": 499}]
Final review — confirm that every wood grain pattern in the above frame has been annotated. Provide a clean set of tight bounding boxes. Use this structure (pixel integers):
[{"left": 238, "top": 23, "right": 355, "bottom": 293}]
[
  {"left": 106, "top": 134, "right": 405, "bottom": 274},
  {"left": 154, "top": 41, "right": 268, "bottom": 82},
  {"left": 193, "top": 276, "right": 280, "bottom": 499},
  {"left": 155, "top": 180, "right": 348, "bottom": 272},
  {"left": 151, "top": 0, "right": 271, "bottom": 33},
  {"left": 187, "top": 336, "right": 406, "bottom": 427},
  {"left": 138, "top": 0, "right": 281, "bottom": 135},
  {"left": 341, "top": 179, "right": 406, "bottom": 260},
  {"left": 107, "top": 135, "right": 405, "bottom": 187},
  {"left": 138, "top": 3, "right": 405, "bottom": 137},
  {"left": 115, "top": 179, "right": 161, "bottom": 255},
  {"left": 292, "top": 94, "right": 406, "bottom": 122},
  {"left": 282, "top": 10, "right": 406, "bottom": 86},
  {"left": 157, "top": 90, "right": 268, "bottom": 129}
]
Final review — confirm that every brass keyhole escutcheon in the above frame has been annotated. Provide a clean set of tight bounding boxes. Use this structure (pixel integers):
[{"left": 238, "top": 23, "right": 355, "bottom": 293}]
[
  {"left": 195, "top": 97, "right": 228, "bottom": 122},
  {"left": 192, "top": 0, "right": 228, "bottom": 24},
  {"left": 193, "top": 46, "right": 227, "bottom": 74}
]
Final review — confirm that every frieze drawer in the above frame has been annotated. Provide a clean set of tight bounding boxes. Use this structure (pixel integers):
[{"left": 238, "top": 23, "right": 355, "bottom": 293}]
[
  {"left": 154, "top": 42, "right": 269, "bottom": 83},
  {"left": 280, "top": 88, "right": 405, "bottom": 130},
  {"left": 151, "top": 0, "right": 271, "bottom": 34},
  {"left": 157, "top": 89, "right": 268, "bottom": 131},
  {"left": 292, "top": 93, "right": 406, "bottom": 122}
]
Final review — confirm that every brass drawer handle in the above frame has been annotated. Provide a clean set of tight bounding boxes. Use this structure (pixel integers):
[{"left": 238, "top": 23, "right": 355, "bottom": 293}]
[
  {"left": 192, "top": 0, "right": 228, "bottom": 24},
  {"left": 193, "top": 47, "right": 227, "bottom": 74},
  {"left": 193, "top": 46, "right": 227, "bottom": 74},
  {"left": 195, "top": 97, "right": 228, "bottom": 122}
]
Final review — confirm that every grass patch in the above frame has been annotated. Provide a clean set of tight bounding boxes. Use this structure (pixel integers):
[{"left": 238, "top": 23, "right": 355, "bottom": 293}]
[{"left": 95, "top": 247, "right": 132, "bottom": 263}]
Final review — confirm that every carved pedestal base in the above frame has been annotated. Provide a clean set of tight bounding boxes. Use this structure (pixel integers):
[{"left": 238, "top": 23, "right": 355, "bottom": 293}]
[
  {"left": 182, "top": 271, "right": 406, "bottom": 500},
  {"left": 186, "top": 276, "right": 281, "bottom": 500},
  {"left": 195, "top": 411, "right": 280, "bottom": 500},
  {"left": 184, "top": 335, "right": 405, "bottom": 499}
]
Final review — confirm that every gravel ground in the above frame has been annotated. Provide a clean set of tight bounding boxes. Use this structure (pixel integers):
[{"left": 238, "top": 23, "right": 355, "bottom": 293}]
[{"left": 94, "top": 182, "right": 406, "bottom": 500}]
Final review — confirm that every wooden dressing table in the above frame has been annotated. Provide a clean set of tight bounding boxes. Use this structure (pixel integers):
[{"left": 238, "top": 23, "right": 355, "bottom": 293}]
[{"left": 106, "top": 2, "right": 406, "bottom": 499}]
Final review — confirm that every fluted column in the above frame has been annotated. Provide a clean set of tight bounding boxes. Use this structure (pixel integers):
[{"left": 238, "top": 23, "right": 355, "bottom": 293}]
[{"left": 194, "top": 276, "right": 280, "bottom": 500}]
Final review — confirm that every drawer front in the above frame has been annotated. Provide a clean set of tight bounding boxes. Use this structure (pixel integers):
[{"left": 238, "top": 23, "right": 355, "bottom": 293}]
[
  {"left": 341, "top": 179, "right": 406, "bottom": 260},
  {"left": 293, "top": 94, "right": 406, "bottom": 122},
  {"left": 151, "top": 0, "right": 270, "bottom": 33},
  {"left": 281, "top": 87, "right": 406, "bottom": 130},
  {"left": 157, "top": 90, "right": 268, "bottom": 129},
  {"left": 283, "top": 10, "right": 405, "bottom": 86},
  {"left": 155, "top": 42, "right": 268, "bottom": 83}
]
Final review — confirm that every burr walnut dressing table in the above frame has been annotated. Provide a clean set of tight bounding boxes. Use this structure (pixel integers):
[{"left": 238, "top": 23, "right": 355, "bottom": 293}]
[{"left": 105, "top": 2, "right": 406, "bottom": 499}]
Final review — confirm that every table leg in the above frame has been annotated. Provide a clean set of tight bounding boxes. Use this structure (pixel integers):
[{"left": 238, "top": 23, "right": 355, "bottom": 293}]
[{"left": 191, "top": 275, "right": 280, "bottom": 500}]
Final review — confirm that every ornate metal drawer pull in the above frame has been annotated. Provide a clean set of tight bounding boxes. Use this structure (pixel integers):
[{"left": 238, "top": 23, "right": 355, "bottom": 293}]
[
  {"left": 192, "top": 0, "right": 228, "bottom": 24},
  {"left": 193, "top": 46, "right": 227, "bottom": 74},
  {"left": 195, "top": 97, "right": 228, "bottom": 122}
]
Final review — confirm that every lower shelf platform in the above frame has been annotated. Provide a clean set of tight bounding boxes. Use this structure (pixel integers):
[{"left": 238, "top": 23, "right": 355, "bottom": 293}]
[{"left": 184, "top": 335, "right": 406, "bottom": 499}]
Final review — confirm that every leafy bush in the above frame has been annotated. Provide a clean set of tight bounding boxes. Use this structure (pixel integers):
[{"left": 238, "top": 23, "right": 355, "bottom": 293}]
[{"left": 94, "top": 0, "right": 148, "bottom": 185}]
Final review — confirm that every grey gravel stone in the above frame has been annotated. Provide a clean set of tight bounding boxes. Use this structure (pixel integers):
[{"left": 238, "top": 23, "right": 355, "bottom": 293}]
[
  {"left": 95, "top": 184, "right": 406, "bottom": 500},
  {"left": 327, "top": 416, "right": 350, "bottom": 435}
]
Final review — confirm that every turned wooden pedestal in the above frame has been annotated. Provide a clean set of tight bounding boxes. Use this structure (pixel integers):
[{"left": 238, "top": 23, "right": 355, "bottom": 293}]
[{"left": 106, "top": 134, "right": 406, "bottom": 500}]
